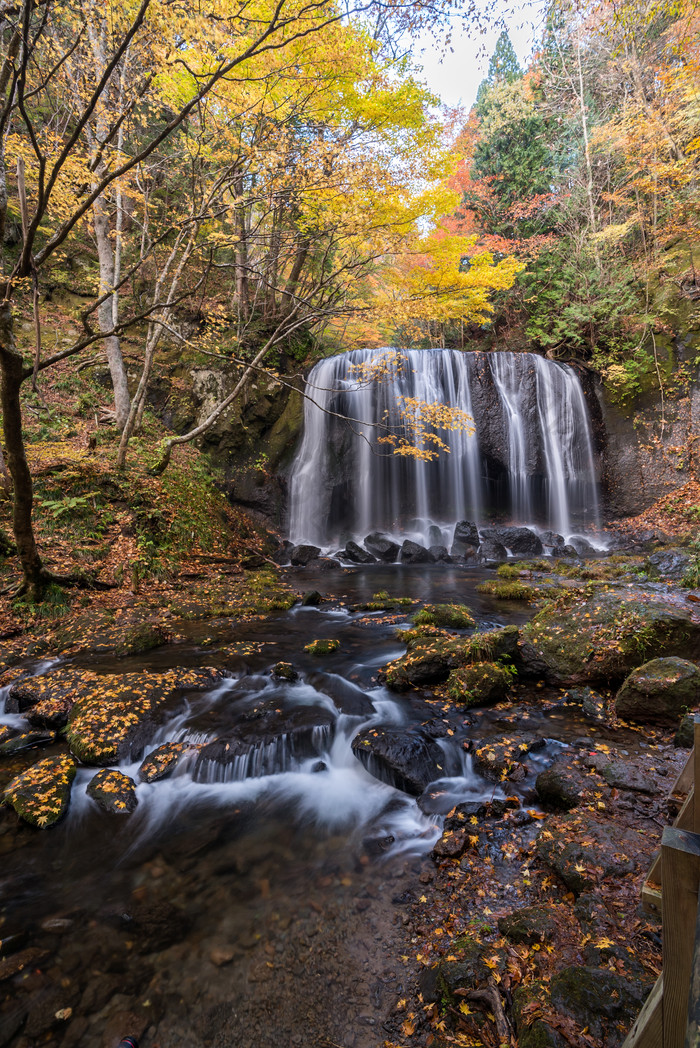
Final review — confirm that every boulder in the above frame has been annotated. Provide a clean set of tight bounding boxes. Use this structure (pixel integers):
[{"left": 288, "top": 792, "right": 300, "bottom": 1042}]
[
  {"left": 482, "top": 526, "right": 543, "bottom": 556},
  {"left": 343, "top": 541, "right": 376, "bottom": 564},
  {"left": 271, "top": 540, "right": 293, "bottom": 565},
  {"left": 536, "top": 812, "right": 645, "bottom": 894},
  {"left": 551, "top": 544, "right": 578, "bottom": 558},
  {"left": 540, "top": 530, "right": 565, "bottom": 548},
  {"left": 0, "top": 730, "right": 54, "bottom": 756},
  {"left": 364, "top": 533, "right": 400, "bottom": 562},
  {"left": 351, "top": 726, "right": 447, "bottom": 795},
  {"left": 548, "top": 966, "right": 646, "bottom": 1044},
  {"left": 569, "top": 535, "right": 598, "bottom": 558},
  {"left": 87, "top": 769, "right": 138, "bottom": 814},
  {"left": 451, "top": 520, "right": 479, "bottom": 556},
  {"left": 477, "top": 538, "right": 507, "bottom": 564},
  {"left": 300, "top": 590, "right": 322, "bottom": 606},
  {"left": 289, "top": 544, "right": 322, "bottom": 566},
  {"left": 446, "top": 661, "right": 512, "bottom": 707},
  {"left": 647, "top": 547, "right": 693, "bottom": 579},
  {"left": 615, "top": 657, "right": 700, "bottom": 725},
  {"left": 473, "top": 734, "right": 543, "bottom": 781},
  {"left": 535, "top": 754, "right": 594, "bottom": 810},
  {"left": 3, "top": 754, "right": 76, "bottom": 828},
  {"left": 428, "top": 544, "right": 452, "bottom": 563},
  {"left": 399, "top": 540, "right": 434, "bottom": 564},
  {"left": 313, "top": 557, "right": 342, "bottom": 571},
  {"left": 380, "top": 624, "right": 519, "bottom": 691},
  {"left": 306, "top": 672, "right": 375, "bottom": 716},
  {"left": 519, "top": 590, "right": 700, "bottom": 685},
  {"left": 676, "top": 714, "right": 695, "bottom": 748}
]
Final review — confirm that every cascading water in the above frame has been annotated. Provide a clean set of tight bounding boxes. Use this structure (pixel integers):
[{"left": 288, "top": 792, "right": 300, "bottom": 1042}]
[{"left": 289, "top": 348, "right": 600, "bottom": 546}]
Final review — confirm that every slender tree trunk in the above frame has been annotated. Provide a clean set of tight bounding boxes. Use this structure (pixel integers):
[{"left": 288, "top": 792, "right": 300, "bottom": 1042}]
[
  {"left": 0, "top": 301, "right": 44, "bottom": 598},
  {"left": 93, "top": 184, "right": 130, "bottom": 429}
]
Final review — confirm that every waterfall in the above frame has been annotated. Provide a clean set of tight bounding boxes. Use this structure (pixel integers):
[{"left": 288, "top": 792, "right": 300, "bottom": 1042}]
[{"left": 288, "top": 349, "right": 600, "bottom": 547}]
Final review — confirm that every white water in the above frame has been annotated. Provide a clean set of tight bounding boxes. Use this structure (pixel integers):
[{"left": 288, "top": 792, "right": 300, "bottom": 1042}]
[{"left": 289, "top": 348, "right": 601, "bottom": 547}]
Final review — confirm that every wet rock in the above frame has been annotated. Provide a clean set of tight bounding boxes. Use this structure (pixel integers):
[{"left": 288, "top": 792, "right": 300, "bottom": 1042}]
[
  {"left": 289, "top": 544, "right": 321, "bottom": 566},
  {"left": 343, "top": 541, "right": 376, "bottom": 564},
  {"left": 0, "top": 947, "right": 50, "bottom": 981},
  {"left": 540, "top": 531, "right": 565, "bottom": 548},
  {"left": 473, "top": 735, "right": 541, "bottom": 781},
  {"left": 647, "top": 547, "right": 693, "bottom": 578},
  {"left": 399, "top": 540, "right": 434, "bottom": 564},
  {"left": 364, "top": 533, "right": 400, "bottom": 562},
  {"left": 482, "top": 526, "right": 543, "bottom": 556},
  {"left": 446, "top": 661, "right": 512, "bottom": 707},
  {"left": 428, "top": 544, "right": 452, "bottom": 563},
  {"left": 0, "top": 730, "right": 54, "bottom": 756},
  {"left": 551, "top": 544, "right": 578, "bottom": 558},
  {"left": 432, "top": 827, "right": 468, "bottom": 858},
  {"left": 413, "top": 603, "right": 475, "bottom": 628},
  {"left": 303, "top": 638, "right": 339, "bottom": 655},
  {"left": 3, "top": 754, "right": 76, "bottom": 828},
  {"left": 306, "top": 672, "right": 375, "bottom": 715},
  {"left": 443, "top": 800, "right": 488, "bottom": 828},
  {"left": 313, "top": 557, "right": 341, "bottom": 572},
  {"left": 418, "top": 942, "right": 508, "bottom": 1003},
  {"left": 7, "top": 668, "right": 88, "bottom": 715},
  {"left": 351, "top": 727, "right": 447, "bottom": 795},
  {"left": 380, "top": 624, "right": 519, "bottom": 691},
  {"left": 563, "top": 685, "right": 608, "bottom": 723},
  {"left": 535, "top": 754, "right": 594, "bottom": 810},
  {"left": 675, "top": 714, "right": 695, "bottom": 747},
  {"left": 272, "top": 662, "right": 298, "bottom": 682},
  {"left": 548, "top": 965, "right": 646, "bottom": 1044},
  {"left": 451, "top": 520, "right": 479, "bottom": 555},
  {"left": 210, "top": 946, "right": 235, "bottom": 966},
  {"left": 600, "top": 759, "right": 657, "bottom": 794},
  {"left": 139, "top": 742, "right": 191, "bottom": 782},
  {"left": 498, "top": 904, "right": 558, "bottom": 945},
  {"left": 121, "top": 899, "right": 191, "bottom": 953},
  {"left": 536, "top": 813, "right": 643, "bottom": 894},
  {"left": 64, "top": 667, "right": 223, "bottom": 766},
  {"left": 311, "top": 760, "right": 327, "bottom": 773},
  {"left": 519, "top": 590, "right": 700, "bottom": 685},
  {"left": 86, "top": 769, "right": 138, "bottom": 814},
  {"left": 113, "top": 622, "right": 171, "bottom": 657},
  {"left": 615, "top": 657, "right": 700, "bottom": 725},
  {"left": 512, "top": 982, "right": 567, "bottom": 1048},
  {"left": 195, "top": 705, "right": 336, "bottom": 780},
  {"left": 569, "top": 535, "right": 598, "bottom": 558},
  {"left": 477, "top": 538, "right": 508, "bottom": 564},
  {"left": 301, "top": 590, "right": 322, "bottom": 606},
  {"left": 271, "top": 540, "right": 293, "bottom": 565}
]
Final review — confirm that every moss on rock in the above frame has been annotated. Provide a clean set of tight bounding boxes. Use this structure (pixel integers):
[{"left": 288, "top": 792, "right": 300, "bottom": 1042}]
[
  {"left": 615, "top": 656, "right": 700, "bottom": 725},
  {"left": 446, "top": 661, "right": 512, "bottom": 707},
  {"left": 303, "top": 639, "right": 339, "bottom": 655},
  {"left": 413, "top": 603, "right": 475, "bottom": 628},
  {"left": 86, "top": 769, "right": 138, "bottom": 814}
]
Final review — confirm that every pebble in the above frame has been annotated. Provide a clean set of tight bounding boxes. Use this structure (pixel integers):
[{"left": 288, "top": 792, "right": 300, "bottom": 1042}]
[{"left": 210, "top": 946, "right": 235, "bottom": 967}]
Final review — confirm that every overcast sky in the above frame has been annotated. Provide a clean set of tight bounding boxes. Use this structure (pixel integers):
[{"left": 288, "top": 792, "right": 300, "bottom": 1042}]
[{"left": 412, "top": 1, "right": 544, "bottom": 110}]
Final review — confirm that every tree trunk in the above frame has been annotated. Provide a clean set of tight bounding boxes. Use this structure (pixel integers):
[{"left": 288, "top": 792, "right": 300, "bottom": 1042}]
[
  {"left": 93, "top": 188, "right": 130, "bottom": 428},
  {"left": 0, "top": 301, "right": 45, "bottom": 598}
]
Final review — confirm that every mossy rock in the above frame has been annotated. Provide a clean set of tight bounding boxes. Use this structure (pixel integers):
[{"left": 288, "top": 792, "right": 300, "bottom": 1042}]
[
  {"left": 138, "top": 742, "right": 191, "bottom": 782},
  {"left": 303, "top": 639, "right": 339, "bottom": 656},
  {"left": 476, "top": 579, "right": 536, "bottom": 600},
  {"left": 549, "top": 965, "right": 646, "bottom": 1043},
  {"left": 353, "top": 591, "right": 414, "bottom": 612},
  {"left": 418, "top": 942, "right": 509, "bottom": 1004},
  {"left": 413, "top": 603, "right": 475, "bottom": 628},
  {"left": 272, "top": 661, "right": 299, "bottom": 681},
  {"left": 380, "top": 625, "right": 519, "bottom": 691},
  {"left": 675, "top": 713, "right": 695, "bottom": 747},
  {"left": 498, "top": 905, "right": 558, "bottom": 945},
  {"left": 113, "top": 622, "right": 171, "bottom": 657},
  {"left": 473, "top": 734, "right": 540, "bottom": 781},
  {"left": 535, "top": 754, "right": 594, "bottom": 810},
  {"left": 0, "top": 730, "right": 54, "bottom": 757},
  {"left": 3, "top": 754, "right": 76, "bottom": 828},
  {"left": 86, "top": 769, "right": 138, "bottom": 814},
  {"left": 615, "top": 657, "right": 700, "bottom": 725},
  {"left": 536, "top": 812, "right": 645, "bottom": 894},
  {"left": 520, "top": 590, "right": 700, "bottom": 685},
  {"left": 512, "top": 983, "right": 568, "bottom": 1048},
  {"left": 446, "top": 661, "right": 512, "bottom": 707}
]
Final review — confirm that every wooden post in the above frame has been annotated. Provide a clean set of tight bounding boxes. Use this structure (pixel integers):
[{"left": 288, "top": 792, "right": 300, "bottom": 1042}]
[
  {"left": 686, "top": 892, "right": 700, "bottom": 1048},
  {"left": 662, "top": 827, "right": 700, "bottom": 1048},
  {"left": 693, "top": 719, "right": 700, "bottom": 835}
]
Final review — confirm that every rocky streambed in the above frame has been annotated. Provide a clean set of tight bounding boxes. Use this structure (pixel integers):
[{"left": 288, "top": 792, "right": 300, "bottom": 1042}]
[{"left": 0, "top": 554, "right": 698, "bottom": 1048}]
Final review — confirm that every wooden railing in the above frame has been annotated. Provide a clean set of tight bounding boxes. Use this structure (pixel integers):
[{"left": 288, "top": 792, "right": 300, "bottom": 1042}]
[{"left": 623, "top": 716, "right": 700, "bottom": 1048}]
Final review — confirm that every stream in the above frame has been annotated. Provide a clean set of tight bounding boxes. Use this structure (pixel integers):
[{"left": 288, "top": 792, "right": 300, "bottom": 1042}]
[{"left": 0, "top": 565, "right": 608, "bottom": 1048}]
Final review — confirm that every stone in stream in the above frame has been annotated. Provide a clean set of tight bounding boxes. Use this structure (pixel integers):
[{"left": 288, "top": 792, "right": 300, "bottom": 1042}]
[
  {"left": 271, "top": 540, "right": 293, "bottom": 565},
  {"left": 446, "top": 661, "right": 512, "bottom": 707},
  {"left": 300, "top": 590, "right": 322, "bottom": 606},
  {"left": 481, "top": 526, "right": 544, "bottom": 556},
  {"left": 535, "top": 754, "right": 596, "bottom": 810},
  {"left": 351, "top": 726, "right": 447, "bottom": 796},
  {"left": 428, "top": 545, "right": 452, "bottom": 563},
  {"left": 3, "top": 754, "right": 76, "bottom": 828},
  {"left": 312, "top": 556, "right": 342, "bottom": 572},
  {"left": 289, "top": 544, "right": 321, "bottom": 566},
  {"left": 569, "top": 535, "right": 599, "bottom": 558},
  {"left": 451, "top": 520, "right": 479, "bottom": 555},
  {"left": 305, "top": 672, "right": 375, "bottom": 716},
  {"left": 86, "top": 769, "right": 138, "bottom": 814},
  {"left": 399, "top": 540, "right": 435, "bottom": 564},
  {"left": 0, "top": 730, "right": 55, "bottom": 756},
  {"left": 551, "top": 543, "right": 579, "bottom": 558},
  {"left": 614, "top": 657, "right": 700, "bottom": 725},
  {"left": 364, "top": 532, "right": 400, "bottom": 562},
  {"left": 539, "top": 530, "right": 565, "bottom": 548},
  {"left": 473, "top": 734, "right": 543, "bottom": 782},
  {"left": 194, "top": 704, "right": 336, "bottom": 781},
  {"left": 477, "top": 538, "right": 507, "bottom": 564},
  {"left": 139, "top": 742, "right": 192, "bottom": 782},
  {"left": 342, "top": 541, "right": 376, "bottom": 564},
  {"left": 646, "top": 547, "right": 693, "bottom": 579}
]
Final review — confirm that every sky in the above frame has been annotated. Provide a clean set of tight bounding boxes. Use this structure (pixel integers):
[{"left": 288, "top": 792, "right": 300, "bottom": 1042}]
[{"left": 412, "top": 2, "right": 545, "bottom": 110}]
